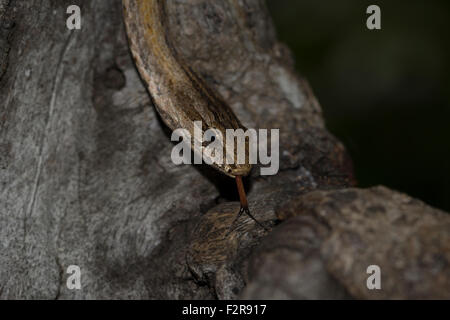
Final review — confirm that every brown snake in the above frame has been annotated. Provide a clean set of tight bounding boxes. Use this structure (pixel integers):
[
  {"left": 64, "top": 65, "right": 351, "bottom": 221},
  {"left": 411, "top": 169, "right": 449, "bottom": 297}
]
[{"left": 122, "top": 0, "right": 267, "bottom": 230}]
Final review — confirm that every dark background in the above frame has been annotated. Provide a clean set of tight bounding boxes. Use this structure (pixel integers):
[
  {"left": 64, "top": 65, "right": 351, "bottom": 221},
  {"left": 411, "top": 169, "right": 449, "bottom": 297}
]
[{"left": 267, "top": 0, "right": 450, "bottom": 211}]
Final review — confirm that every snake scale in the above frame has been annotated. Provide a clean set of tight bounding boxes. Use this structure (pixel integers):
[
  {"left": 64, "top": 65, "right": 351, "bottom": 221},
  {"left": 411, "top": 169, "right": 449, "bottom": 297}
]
[{"left": 122, "top": 0, "right": 267, "bottom": 229}]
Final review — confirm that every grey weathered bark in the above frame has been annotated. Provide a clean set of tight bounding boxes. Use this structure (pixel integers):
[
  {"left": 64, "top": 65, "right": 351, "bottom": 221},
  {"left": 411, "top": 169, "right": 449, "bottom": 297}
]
[{"left": 0, "top": 0, "right": 448, "bottom": 299}]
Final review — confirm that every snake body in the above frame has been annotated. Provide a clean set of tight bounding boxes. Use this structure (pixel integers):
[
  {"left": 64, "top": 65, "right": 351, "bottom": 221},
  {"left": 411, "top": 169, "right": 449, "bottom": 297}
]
[{"left": 122, "top": 0, "right": 251, "bottom": 178}]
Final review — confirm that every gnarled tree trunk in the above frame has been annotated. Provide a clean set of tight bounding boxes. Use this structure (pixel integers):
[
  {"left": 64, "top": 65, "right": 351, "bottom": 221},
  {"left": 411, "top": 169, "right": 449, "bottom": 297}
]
[{"left": 0, "top": 0, "right": 448, "bottom": 299}]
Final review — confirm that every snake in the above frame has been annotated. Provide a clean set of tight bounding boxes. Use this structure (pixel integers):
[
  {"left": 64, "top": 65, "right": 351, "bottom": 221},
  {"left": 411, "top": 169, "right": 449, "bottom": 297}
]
[{"left": 122, "top": 0, "right": 267, "bottom": 230}]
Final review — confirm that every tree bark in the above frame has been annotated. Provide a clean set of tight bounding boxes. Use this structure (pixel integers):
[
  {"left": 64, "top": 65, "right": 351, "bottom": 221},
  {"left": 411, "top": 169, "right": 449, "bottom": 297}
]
[{"left": 0, "top": 0, "right": 448, "bottom": 299}]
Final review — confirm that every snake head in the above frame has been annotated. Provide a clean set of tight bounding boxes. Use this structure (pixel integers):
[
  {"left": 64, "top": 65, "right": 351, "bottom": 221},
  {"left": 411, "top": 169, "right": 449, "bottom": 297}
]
[
  {"left": 222, "top": 162, "right": 252, "bottom": 178},
  {"left": 197, "top": 125, "right": 253, "bottom": 178}
]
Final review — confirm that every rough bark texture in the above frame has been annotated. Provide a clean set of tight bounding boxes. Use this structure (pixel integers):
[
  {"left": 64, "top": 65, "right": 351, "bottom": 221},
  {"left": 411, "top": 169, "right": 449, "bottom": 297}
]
[
  {"left": 243, "top": 186, "right": 450, "bottom": 299},
  {"left": 0, "top": 0, "right": 448, "bottom": 300}
]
